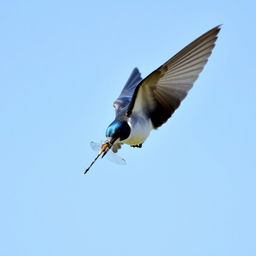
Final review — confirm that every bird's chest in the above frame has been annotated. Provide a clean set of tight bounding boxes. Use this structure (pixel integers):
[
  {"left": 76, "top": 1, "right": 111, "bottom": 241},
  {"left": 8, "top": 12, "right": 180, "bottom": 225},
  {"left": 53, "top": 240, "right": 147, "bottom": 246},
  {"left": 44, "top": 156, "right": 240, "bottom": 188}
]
[{"left": 122, "top": 115, "right": 152, "bottom": 145}]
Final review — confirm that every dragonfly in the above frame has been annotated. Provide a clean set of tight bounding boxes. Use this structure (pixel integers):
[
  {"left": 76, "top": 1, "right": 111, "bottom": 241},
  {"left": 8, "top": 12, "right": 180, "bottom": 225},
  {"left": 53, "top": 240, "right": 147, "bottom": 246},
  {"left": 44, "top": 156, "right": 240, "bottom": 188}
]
[{"left": 84, "top": 141, "right": 126, "bottom": 174}]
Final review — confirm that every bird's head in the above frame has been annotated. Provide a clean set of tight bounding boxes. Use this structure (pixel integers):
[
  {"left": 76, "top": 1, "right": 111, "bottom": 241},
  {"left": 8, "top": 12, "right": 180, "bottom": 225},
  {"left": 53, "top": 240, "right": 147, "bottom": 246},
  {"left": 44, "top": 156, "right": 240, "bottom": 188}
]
[{"left": 105, "top": 120, "right": 131, "bottom": 144}]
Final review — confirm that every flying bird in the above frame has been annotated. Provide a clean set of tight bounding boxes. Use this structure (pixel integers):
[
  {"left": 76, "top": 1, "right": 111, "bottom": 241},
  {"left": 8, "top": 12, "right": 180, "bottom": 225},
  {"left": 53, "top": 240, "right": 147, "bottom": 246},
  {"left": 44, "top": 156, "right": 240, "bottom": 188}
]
[{"left": 84, "top": 25, "right": 221, "bottom": 173}]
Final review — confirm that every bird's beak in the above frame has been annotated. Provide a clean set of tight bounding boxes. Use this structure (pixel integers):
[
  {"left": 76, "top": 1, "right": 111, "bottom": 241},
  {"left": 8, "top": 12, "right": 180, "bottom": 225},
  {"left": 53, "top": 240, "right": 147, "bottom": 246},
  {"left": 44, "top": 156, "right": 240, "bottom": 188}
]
[{"left": 110, "top": 136, "right": 118, "bottom": 145}]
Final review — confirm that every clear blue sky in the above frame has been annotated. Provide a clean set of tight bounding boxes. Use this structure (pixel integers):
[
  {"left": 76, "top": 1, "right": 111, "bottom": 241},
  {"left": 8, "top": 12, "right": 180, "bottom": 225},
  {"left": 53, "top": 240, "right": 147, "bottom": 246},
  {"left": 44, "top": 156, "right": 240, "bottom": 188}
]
[{"left": 1, "top": 1, "right": 255, "bottom": 255}]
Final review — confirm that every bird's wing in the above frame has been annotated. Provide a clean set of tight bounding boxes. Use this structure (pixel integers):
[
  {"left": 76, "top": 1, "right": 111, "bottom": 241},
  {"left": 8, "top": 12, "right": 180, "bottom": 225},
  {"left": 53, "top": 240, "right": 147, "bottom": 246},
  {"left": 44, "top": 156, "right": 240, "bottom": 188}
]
[
  {"left": 127, "top": 25, "right": 221, "bottom": 128},
  {"left": 113, "top": 68, "right": 142, "bottom": 115}
]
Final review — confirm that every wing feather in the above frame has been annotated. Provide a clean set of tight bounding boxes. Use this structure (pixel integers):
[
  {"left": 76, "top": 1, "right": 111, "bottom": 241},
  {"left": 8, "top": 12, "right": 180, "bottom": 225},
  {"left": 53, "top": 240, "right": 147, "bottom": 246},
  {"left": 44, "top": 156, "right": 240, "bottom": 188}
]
[
  {"left": 127, "top": 25, "right": 221, "bottom": 128},
  {"left": 113, "top": 68, "right": 142, "bottom": 115}
]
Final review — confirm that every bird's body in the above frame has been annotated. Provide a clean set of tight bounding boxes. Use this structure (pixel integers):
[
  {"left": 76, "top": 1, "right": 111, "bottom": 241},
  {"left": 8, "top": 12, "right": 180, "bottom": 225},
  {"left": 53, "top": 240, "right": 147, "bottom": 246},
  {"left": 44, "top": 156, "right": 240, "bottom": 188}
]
[
  {"left": 121, "top": 114, "right": 152, "bottom": 146},
  {"left": 84, "top": 25, "right": 221, "bottom": 173},
  {"left": 105, "top": 113, "right": 152, "bottom": 152}
]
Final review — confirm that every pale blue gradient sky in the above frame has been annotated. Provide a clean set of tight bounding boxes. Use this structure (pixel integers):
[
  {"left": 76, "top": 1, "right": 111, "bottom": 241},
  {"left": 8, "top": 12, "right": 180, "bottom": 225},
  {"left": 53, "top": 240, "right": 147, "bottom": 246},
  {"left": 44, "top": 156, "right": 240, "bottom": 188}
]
[{"left": 1, "top": 1, "right": 255, "bottom": 255}]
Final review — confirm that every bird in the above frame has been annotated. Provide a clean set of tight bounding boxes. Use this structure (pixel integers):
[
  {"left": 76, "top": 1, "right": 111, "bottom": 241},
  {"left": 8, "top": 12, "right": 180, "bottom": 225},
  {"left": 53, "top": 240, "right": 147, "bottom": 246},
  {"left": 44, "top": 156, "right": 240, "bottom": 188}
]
[{"left": 84, "top": 25, "right": 221, "bottom": 173}]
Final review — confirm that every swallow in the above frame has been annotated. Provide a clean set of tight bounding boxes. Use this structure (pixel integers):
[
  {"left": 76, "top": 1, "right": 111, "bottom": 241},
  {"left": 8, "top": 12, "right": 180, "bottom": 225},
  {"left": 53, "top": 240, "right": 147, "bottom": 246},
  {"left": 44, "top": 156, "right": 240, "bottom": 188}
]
[{"left": 84, "top": 25, "right": 221, "bottom": 173}]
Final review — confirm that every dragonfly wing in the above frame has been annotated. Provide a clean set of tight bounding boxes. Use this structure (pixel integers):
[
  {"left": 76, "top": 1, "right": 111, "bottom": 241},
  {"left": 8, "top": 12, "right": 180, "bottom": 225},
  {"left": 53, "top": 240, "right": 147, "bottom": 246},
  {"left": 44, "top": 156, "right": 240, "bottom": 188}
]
[
  {"left": 89, "top": 141, "right": 127, "bottom": 165},
  {"left": 106, "top": 152, "right": 127, "bottom": 165},
  {"left": 90, "top": 141, "right": 101, "bottom": 152}
]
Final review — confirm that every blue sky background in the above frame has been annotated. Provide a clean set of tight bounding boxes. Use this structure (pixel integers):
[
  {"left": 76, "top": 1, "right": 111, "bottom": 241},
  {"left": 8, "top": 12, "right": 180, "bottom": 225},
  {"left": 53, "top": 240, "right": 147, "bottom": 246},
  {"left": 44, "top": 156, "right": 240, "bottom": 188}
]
[{"left": 1, "top": 1, "right": 255, "bottom": 255}]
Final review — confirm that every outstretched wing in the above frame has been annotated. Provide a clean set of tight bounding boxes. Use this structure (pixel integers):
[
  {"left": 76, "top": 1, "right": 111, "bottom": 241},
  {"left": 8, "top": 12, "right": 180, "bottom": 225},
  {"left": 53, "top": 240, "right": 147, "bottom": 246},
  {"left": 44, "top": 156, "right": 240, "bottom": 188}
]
[
  {"left": 127, "top": 25, "right": 221, "bottom": 128},
  {"left": 113, "top": 68, "right": 142, "bottom": 115}
]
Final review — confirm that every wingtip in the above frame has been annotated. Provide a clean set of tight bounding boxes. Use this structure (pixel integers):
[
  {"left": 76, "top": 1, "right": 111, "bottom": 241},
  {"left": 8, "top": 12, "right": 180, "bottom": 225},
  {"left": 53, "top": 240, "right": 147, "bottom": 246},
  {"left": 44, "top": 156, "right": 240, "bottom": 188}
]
[
  {"left": 213, "top": 24, "right": 222, "bottom": 33},
  {"left": 208, "top": 24, "right": 221, "bottom": 33},
  {"left": 133, "top": 67, "right": 141, "bottom": 75}
]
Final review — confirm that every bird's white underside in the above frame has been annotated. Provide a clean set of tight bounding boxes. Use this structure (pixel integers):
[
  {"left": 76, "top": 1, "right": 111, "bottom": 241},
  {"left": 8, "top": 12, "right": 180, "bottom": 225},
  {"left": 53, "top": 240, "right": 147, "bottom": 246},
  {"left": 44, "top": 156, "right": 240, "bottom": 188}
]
[{"left": 123, "top": 113, "right": 152, "bottom": 146}]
